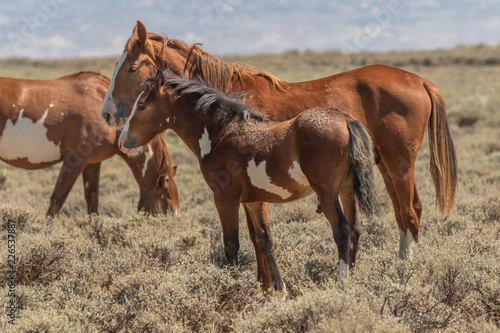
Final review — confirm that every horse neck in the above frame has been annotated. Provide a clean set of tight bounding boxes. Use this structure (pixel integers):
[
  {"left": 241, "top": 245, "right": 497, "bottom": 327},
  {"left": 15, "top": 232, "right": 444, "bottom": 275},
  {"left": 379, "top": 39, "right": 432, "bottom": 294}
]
[{"left": 167, "top": 95, "right": 225, "bottom": 160}]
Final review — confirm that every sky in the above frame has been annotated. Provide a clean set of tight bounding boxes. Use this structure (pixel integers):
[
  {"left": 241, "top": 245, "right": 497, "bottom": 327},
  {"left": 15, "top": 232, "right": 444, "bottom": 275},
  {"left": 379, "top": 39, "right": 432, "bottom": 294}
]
[{"left": 0, "top": 0, "right": 499, "bottom": 59}]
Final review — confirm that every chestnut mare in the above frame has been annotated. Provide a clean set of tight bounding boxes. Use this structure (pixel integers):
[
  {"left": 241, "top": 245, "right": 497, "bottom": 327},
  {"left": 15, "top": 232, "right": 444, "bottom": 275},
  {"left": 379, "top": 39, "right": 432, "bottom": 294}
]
[
  {"left": 0, "top": 71, "right": 179, "bottom": 216},
  {"left": 99, "top": 22, "right": 458, "bottom": 260},
  {"left": 118, "top": 71, "right": 380, "bottom": 290}
]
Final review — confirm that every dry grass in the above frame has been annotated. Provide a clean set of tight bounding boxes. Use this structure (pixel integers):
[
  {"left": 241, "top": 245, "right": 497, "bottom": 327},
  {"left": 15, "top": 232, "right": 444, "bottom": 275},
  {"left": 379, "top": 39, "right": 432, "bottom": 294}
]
[{"left": 0, "top": 45, "right": 499, "bottom": 332}]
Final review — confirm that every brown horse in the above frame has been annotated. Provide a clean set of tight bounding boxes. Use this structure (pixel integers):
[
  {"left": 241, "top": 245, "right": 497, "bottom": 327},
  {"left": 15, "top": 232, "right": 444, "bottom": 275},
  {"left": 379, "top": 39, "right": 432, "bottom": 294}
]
[
  {"left": 99, "top": 21, "right": 458, "bottom": 260},
  {"left": 118, "top": 70, "right": 380, "bottom": 291},
  {"left": 0, "top": 71, "right": 179, "bottom": 216}
]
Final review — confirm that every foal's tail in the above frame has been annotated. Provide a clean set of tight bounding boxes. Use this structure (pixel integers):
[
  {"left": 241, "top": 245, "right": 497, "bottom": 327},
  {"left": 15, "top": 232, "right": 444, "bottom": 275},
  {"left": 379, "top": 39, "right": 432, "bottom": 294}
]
[
  {"left": 424, "top": 81, "right": 459, "bottom": 217},
  {"left": 347, "top": 120, "right": 380, "bottom": 217}
]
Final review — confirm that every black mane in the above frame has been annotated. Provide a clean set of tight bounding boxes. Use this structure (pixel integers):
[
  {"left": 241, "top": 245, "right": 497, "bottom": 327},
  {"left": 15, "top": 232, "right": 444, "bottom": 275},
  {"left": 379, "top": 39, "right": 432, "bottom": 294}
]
[{"left": 162, "top": 72, "right": 267, "bottom": 122}]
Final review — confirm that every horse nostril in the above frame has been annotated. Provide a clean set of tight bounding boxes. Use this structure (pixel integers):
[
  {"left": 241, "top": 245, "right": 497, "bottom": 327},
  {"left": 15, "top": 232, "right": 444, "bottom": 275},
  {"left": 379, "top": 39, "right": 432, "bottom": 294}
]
[{"left": 105, "top": 112, "right": 112, "bottom": 124}]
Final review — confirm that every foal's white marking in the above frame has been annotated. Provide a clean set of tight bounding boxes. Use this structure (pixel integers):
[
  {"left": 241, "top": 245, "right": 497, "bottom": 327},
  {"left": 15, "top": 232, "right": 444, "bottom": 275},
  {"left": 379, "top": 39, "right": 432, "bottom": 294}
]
[
  {"left": 0, "top": 109, "right": 61, "bottom": 164},
  {"left": 398, "top": 229, "right": 416, "bottom": 260},
  {"left": 288, "top": 161, "right": 310, "bottom": 187},
  {"left": 247, "top": 159, "right": 291, "bottom": 199},
  {"left": 49, "top": 103, "right": 54, "bottom": 108},
  {"left": 166, "top": 117, "right": 170, "bottom": 124},
  {"left": 99, "top": 51, "right": 127, "bottom": 118},
  {"left": 142, "top": 144, "right": 153, "bottom": 177},
  {"left": 199, "top": 127, "right": 211, "bottom": 158},
  {"left": 338, "top": 258, "right": 349, "bottom": 279},
  {"left": 119, "top": 91, "right": 144, "bottom": 149}
]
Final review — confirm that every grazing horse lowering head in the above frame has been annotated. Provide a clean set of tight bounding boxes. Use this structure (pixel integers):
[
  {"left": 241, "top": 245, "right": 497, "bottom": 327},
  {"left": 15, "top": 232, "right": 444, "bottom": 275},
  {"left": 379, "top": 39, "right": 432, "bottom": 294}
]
[
  {"left": 99, "top": 21, "right": 159, "bottom": 128},
  {"left": 127, "top": 136, "right": 179, "bottom": 215}
]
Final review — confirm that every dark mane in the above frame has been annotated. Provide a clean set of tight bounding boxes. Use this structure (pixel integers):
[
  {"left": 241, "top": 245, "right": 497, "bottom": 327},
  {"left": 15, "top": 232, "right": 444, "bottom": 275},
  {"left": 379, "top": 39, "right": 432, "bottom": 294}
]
[
  {"left": 163, "top": 73, "right": 267, "bottom": 122},
  {"left": 144, "top": 34, "right": 286, "bottom": 94}
]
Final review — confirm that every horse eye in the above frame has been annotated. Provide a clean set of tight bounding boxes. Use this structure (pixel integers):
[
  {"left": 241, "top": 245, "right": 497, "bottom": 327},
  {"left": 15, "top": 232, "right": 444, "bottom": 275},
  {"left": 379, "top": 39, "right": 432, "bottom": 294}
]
[
  {"left": 128, "top": 66, "right": 138, "bottom": 73},
  {"left": 138, "top": 105, "right": 145, "bottom": 111}
]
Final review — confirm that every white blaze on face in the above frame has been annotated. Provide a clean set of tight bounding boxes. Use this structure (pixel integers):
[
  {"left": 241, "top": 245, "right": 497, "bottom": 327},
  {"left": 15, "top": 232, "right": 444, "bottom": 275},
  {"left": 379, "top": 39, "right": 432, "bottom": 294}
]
[
  {"left": 288, "top": 161, "right": 309, "bottom": 187},
  {"left": 199, "top": 127, "right": 211, "bottom": 158},
  {"left": 119, "top": 91, "right": 144, "bottom": 150},
  {"left": 142, "top": 144, "right": 153, "bottom": 177},
  {"left": 99, "top": 51, "right": 127, "bottom": 118},
  {"left": 0, "top": 109, "right": 61, "bottom": 164},
  {"left": 399, "top": 229, "right": 416, "bottom": 260},
  {"left": 247, "top": 158, "right": 291, "bottom": 199}
]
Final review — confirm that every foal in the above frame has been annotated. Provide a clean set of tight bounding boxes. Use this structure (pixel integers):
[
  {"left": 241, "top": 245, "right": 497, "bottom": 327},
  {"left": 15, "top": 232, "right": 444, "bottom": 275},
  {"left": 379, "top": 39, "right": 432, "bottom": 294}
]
[
  {"left": 119, "top": 71, "right": 379, "bottom": 291},
  {"left": 0, "top": 71, "right": 179, "bottom": 216}
]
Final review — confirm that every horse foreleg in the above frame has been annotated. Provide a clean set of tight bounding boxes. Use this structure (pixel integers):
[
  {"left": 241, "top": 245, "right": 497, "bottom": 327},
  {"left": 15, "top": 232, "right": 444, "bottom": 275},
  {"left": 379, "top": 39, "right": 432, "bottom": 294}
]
[
  {"left": 214, "top": 195, "right": 240, "bottom": 265},
  {"left": 47, "top": 158, "right": 89, "bottom": 216},
  {"left": 244, "top": 202, "right": 286, "bottom": 296},
  {"left": 243, "top": 205, "right": 271, "bottom": 289},
  {"left": 82, "top": 162, "right": 101, "bottom": 215}
]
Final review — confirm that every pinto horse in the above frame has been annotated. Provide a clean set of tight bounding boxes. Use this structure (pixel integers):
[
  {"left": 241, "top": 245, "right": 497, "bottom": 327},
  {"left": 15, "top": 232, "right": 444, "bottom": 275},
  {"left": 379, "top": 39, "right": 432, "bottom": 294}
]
[
  {"left": 118, "top": 70, "right": 380, "bottom": 290},
  {"left": 0, "top": 71, "right": 179, "bottom": 216},
  {"left": 99, "top": 21, "right": 458, "bottom": 260}
]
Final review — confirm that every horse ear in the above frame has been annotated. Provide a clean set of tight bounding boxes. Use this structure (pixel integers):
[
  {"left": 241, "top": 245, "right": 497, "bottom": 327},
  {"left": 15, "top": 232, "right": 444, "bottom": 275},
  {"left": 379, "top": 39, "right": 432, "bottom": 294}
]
[
  {"left": 134, "top": 21, "right": 148, "bottom": 46},
  {"left": 153, "top": 70, "right": 165, "bottom": 91},
  {"left": 130, "top": 21, "right": 155, "bottom": 58},
  {"left": 172, "top": 165, "right": 177, "bottom": 176}
]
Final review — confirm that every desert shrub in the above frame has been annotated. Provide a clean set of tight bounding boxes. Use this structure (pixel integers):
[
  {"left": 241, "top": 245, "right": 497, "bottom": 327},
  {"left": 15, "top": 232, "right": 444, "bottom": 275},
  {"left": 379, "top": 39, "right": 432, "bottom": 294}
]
[
  {"left": 14, "top": 237, "right": 67, "bottom": 286},
  {"left": 233, "top": 289, "right": 407, "bottom": 332}
]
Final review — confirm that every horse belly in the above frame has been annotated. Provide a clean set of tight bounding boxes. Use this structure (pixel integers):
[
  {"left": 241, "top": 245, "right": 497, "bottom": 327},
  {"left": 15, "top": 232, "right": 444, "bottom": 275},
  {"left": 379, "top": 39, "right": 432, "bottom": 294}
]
[{"left": 0, "top": 110, "right": 62, "bottom": 166}]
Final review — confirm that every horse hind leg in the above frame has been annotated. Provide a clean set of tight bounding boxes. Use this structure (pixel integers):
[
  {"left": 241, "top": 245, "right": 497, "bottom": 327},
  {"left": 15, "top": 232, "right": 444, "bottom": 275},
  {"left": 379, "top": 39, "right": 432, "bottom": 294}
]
[
  {"left": 339, "top": 177, "right": 361, "bottom": 269},
  {"left": 380, "top": 155, "right": 420, "bottom": 260},
  {"left": 317, "top": 192, "right": 350, "bottom": 287}
]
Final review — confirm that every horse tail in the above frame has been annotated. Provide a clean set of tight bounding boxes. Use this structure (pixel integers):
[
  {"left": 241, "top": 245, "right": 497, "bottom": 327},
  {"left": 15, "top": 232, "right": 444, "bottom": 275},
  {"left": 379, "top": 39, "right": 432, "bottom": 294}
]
[
  {"left": 347, "top": 120, "right": 380, "bottom": 217},
  {"left": 424, "top": 81, "right": 459, "bottom": 217}
]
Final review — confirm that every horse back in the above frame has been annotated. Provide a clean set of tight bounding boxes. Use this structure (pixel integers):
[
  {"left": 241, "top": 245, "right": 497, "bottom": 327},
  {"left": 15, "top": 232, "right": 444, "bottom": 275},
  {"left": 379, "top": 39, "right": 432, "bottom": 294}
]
[{"left": 0, "top": 72, "right": 115, "bottom": 168}]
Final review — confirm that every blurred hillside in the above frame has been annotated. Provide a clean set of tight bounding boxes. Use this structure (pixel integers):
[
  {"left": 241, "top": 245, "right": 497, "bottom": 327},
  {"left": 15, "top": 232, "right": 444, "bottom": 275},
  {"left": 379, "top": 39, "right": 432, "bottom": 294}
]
[{"left": 1, "top": 43, "right": 499, "bottom": 81}]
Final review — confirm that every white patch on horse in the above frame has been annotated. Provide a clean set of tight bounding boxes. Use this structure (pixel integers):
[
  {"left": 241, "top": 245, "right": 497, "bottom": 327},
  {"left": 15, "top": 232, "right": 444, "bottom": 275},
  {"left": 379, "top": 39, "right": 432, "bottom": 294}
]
[
  {"left": 399, "top": 229, "right": 416, "bottom": 260},
  {"left": 99, "top": 51, "right": 127, "bottom": 118},
  {"left": 338, "top": 258, "right": 349, "bottom": 278},
  {"left": 142, "top": 144, "right": 153, "bottom": 177},
  {"left": 199, "top": 127, "right": 211, "bottom": 158},
  {"left": 247, "top": 159, "right": 291, "bottom": 199},
  {"left": 288, "top": 161, "right": 309, "bottom": 187},
  {"left": 49, "top": 103, "right": 54, "bottom": 108},
  {"left": 11, "top": 104, "right": 15, "bottom": 107},
  {"left": 119, "top": 91, "right": 144, "bottom": 148},
  {"left": 85, "top": 181, "right": 89, "bottom": 189},
  {"left": 0, "top": 109, "right": 61, "bottom": 163},
  {"left": 166, "top": 117, "right": 170, "bottom": 123}
]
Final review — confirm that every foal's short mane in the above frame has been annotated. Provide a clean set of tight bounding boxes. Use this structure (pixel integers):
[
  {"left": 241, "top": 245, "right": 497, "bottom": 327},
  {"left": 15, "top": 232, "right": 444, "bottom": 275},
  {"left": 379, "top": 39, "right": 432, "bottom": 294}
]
[
  {"left": 164, "top": 73, "right": 267, "bottom": 122},
  {"left": 142, "top": 33, "right": 287, "bottom": 94}
]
